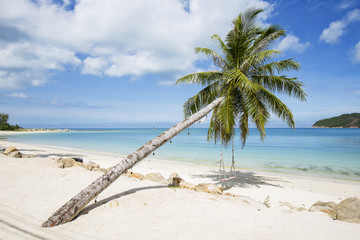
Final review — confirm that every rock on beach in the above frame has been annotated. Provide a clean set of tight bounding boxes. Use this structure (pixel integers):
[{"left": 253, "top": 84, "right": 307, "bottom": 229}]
[
  {"left": 127, "top": 171, "right": 144, "bottom": 180},
  {"left": 337, "top": 197, "right": 360, "bottom": 223},
  {"left": 179, "top": 181, "right": 196, "bottom": 190},
  {"left": 309, "top": 201, "right": 337, "bottom": 219},
  {"left": 309, "top": 197, "right": 360, "bottom": 223},
  {"left": 143, "top": 172, "right": 168, "bottom": 185},
  {"left": 195, "top": 183, "right": 223, "bottom": 195},
  {"left": 167, "top": 172, "right": 183, "bottom": 187},
  {"left": 3, "top": 146, "right": 18, "bottom": 155},
  {"left": 7, "top": 151, "right": 23, "bottom": 158},
  {"left": 57, "top": 158, "right": 76, "bottom": 168}
]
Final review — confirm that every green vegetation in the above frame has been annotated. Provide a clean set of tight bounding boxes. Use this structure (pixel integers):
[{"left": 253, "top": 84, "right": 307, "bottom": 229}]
[
  {"left": 0, "top": 113, "right": 22, "bottom": 131},
  {"left": 313, "top": 113, "right": 360, "bottom": 128},
  {"left": 176, "top": 9, "right": 306, "bottom": 146}
]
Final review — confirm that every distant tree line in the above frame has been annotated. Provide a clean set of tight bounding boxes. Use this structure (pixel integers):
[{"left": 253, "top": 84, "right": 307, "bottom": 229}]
[
  {"left": 0, "top": 113, "right": 22, "bottom": 131},
  {"left": 313, "top": 113, "right": 360, "bottom": 128}
]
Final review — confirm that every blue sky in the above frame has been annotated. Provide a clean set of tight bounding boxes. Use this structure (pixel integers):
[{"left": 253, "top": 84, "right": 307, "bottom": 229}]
[{"left": 0, "top": 0, "right": 359, "bottom": 128}]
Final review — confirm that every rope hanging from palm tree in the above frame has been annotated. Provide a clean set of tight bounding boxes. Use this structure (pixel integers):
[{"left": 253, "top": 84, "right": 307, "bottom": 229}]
[
  {"left": 230, "top": 136, "right": 236, "bottom": 177},
  {"left": 219, "top": 142, "right": 226, "bottom": 181}
]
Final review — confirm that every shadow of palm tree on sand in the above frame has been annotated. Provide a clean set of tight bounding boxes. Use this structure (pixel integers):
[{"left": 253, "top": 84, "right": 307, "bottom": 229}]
[
  {"left": 192, "top": 170, "right": 287, "bottom": 190},
  {"left": 76, "top": 185, "right": 166, "bottom": 219}
]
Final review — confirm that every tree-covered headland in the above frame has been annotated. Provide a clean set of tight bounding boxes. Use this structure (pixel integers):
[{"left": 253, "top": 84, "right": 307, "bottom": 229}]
[
  {"left": 312, "top": 113, "right": 360, "bottom": 128},
  {"left": 0, "top": 113, "right": 22, "bottom": 131}
]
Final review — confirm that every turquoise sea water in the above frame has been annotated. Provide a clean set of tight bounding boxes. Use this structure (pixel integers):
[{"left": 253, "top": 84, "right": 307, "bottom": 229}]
[{"left": 1, "top": 128, "right": 360, "bottom": 181}]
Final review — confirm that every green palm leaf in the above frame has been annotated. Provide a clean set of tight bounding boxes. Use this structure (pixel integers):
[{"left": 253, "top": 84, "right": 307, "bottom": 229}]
[{"left": 176, "top": 71, "right": 223, "bottom": 86}]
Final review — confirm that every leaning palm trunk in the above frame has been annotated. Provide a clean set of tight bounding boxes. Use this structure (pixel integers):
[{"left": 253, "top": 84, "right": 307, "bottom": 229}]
[{"left": 42, "top": 97, "right": 224, "bottom": 227}]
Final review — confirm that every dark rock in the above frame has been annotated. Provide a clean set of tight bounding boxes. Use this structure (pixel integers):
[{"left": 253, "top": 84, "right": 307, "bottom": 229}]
[{"left": 73, "top": 158, "right": 83, "bottom": 163}]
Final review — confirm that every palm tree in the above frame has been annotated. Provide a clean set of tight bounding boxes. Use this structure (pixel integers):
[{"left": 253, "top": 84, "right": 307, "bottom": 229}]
[
  {"left": 177, "top": 8, "right": 306, "bottom": 147},
  {"left": 42, "top": 8, "right": 306, "bottom": 227},
  {"left": 42, "top": 97, "right": 224, "bottom": 227}
]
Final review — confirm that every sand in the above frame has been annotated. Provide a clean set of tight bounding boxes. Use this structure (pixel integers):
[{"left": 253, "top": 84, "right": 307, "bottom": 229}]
[{"left": 0, "top": 139, "right": 359, "bottom": 240}]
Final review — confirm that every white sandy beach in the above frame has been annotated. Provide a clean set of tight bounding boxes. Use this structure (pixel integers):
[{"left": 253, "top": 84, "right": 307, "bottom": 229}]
[{"left": 0, "top": 138, "right": 360, "bottom": 240}]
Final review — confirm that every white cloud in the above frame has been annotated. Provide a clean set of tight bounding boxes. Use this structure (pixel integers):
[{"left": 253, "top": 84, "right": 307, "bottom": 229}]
[
  {"left": 346, "top": 8, "right": 360, "bottom": 22},
  {"left": 320, "top": 8, "right": 360, "bottom": 44},
  {"left": 319, "top": 21, "right": 346, "bottom": 44},
  {"left": 338, "top": 0, "right": 355, "bottom": 10},
  {"left": 0, "top": 41, "right": 80, "bottom": 89},
  {"left": 0, "top": 42, "right": 80, "bottom": 70},
  {"left": 81, "top": 57, "right": 108, "bottom": 76},
  {"left": 0, "top": 69, "right": 46, "bottom": 89},
  {"left": 276, "top": 34, "right": 310, "bottom": 53},
  {"left": 352, "top": 40, "right": 360, "bottom": 63},
  {"left": 8, "top": 92, "right": 28, "bottom": 98},
  {"left": 0, "top": 0, "right": 274, "bottom": 89}
]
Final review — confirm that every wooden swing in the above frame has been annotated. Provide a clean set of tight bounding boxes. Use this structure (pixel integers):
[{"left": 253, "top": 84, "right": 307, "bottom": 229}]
[{"left": 219, "top": 136, "right": 237, "bottom": 182}]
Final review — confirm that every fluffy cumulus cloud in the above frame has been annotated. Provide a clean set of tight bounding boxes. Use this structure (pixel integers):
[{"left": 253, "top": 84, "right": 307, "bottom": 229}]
[
  {"left": 0, "top": 0, "right": 274, "bottom": 89},
  {"left": 0, "top": 41, "right": 81, "bottom": 89},
  {"left": 276, "top": 34, "right": 311, "bottom": 53},
  {"left": 81, "top": 57, "right": 109, "bottom": 76},
  {"left": 319, "top": 21, "right": 346, "bottom": 44},
  {"left": 320, "top": 8, "right": 360, "bottom": 44}
]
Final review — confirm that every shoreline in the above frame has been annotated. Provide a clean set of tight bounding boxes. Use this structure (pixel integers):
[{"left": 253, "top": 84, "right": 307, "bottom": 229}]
[
  {"left": 1, "top": 138, "right": 359, "bottom": 197},
  {"left": 1, "top": 135, "right": 359, "bottom": 183},
  {"left": 0, "top": 129, "right": 70, "bottom": 135},
  {"left": 311, "top": 126, "right": 360, "bottom": 129},
  {"left": 1, "top": 139, "right": 360, "bottom": 239}
]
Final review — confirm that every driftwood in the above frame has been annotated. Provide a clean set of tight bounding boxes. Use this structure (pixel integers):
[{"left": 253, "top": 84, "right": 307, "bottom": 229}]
[{"left": 42, "top": 97, "right": 224, "bottom": 227}]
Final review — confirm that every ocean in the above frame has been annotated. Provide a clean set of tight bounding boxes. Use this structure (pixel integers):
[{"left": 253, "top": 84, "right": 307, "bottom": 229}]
[{"left": 1, "top": 128, "right": 360, "bottom": 181}]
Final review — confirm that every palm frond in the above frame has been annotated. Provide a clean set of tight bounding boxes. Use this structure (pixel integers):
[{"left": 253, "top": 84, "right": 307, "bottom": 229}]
[
  {"left": 252, "top": 75, "right": 307, "bottom": 101},
  {"left": 183, "top": 82, "right": 220, "bottom": 117},
  {"left": 239, "top": 109, "right": 249, "bottom": 146},
  {"left": 208, "top": 109, "right": 234, "bottom": 145},
  {"left": 216, "top": 86, "right": 236, "bottom": 135},
  {"left": 259, "top": 87, "right": 296, "bottom": 128},
  {"left": 243, "top": 91, "right": 270, "bottom": 140},
  {"left": 234, "top": 8, "right": 264, "bottom": 34},
  {"left": 211, "top": 34, "right": 228, "bottom": 54},
  {"left": 252, "top": 59, "right": 300, "bottom": 75},
  {"left": 241, "top": 49, "right": 282, "bottom": 72},
  {"left": 195, "top": 47, "right": 227, "bottom": 69},
  {"left": 176, "top": 71, "right": 223, "bottom": 86},
  {"left": 224, "top": 69, "right": 259, "bottom": 93},
  {"left": 250, "top": 25, "right": 285, "bottom": 55}
]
